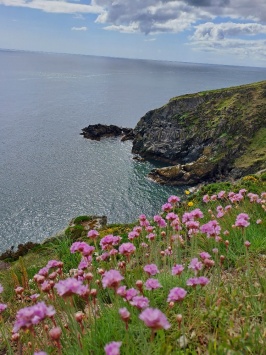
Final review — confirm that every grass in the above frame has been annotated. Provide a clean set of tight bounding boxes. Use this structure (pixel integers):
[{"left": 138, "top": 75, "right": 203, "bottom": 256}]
[{"left": 0, "top": 177, "right": 265, "bottom": 354}]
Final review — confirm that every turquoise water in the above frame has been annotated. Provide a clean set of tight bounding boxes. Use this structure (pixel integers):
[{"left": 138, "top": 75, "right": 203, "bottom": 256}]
[{"left": 1, "top": 50, "right": 266, "bottom": 252}]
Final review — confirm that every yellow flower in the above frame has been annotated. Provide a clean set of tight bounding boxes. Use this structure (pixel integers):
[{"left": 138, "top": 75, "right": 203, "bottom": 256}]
[
  {"left": 185, "top": 190, "right": 190, "bottom": 195},
  {"left": 188, "top": 201, "right": 194, "bottom": 207}
]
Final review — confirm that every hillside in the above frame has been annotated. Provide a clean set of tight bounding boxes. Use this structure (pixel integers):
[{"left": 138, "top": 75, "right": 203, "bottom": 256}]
[{"left": 132, "top": 81, "right": 266, "bottom": 185}]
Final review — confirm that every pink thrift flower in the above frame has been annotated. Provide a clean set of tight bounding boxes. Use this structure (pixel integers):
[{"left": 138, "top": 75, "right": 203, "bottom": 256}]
[
  {"left": 146, "top": 233, "right": 156, "bottom": 241},
  {"left": 199, "top": 252, "right": 211, "bottom": 260},
  {"left": 102, "top": 270, "right": 124, "bottom": 289},
  {"left": 46, "top": 260, "right": 63, "bottom": 269},
  {"left": 171, "top": 264, "right": 184, "bottom": 276},
  {"left": 139, "top": 308, "right": 171, "bottom": 330},
  {"left": 87, "top": 229, "right": 99, "bottom": 239},
  {"left": 200, "top": 220, "right": 221, "bottom": 238},
  {"left": 104, "top": 341, "right": 122, "bottom": 355},
  {"left": 30, "top": 294, "right": 40, "bottom": 302},
  {"left": 167, "top": 287, "right": 187, "bottom": 303},
  {"left": 125, "top": 288, "right": 139, "bottom": 301},
  {"left": 130, "top": 296, "right": 149, "bottom": 309},
  {"left": 54, "top": 278, "right": 88, "bottom": 297},
  {"left": 128, "top": 231, "right": 139, "bottom": 240},
  {"left": 119, "top": 243, "right": 136, "bottom": 256},
  {"left": 34, "top": 352, "right": 47, "bottom": 355},
  {"left": 145, "top": 278, "right": 162, "bottom": 291},
  {"left": 166, "top": 212, "right": 178, "bottom": 221},
  {"left": 0, "top": 303, "right": 7, "bottom": 313},
  {"left": 186, "top": 277, "right": 199, "bottom": 287},
  {"left": 116, "top": 286, "right": 127, "bottom": 298},
  {"left": 162, "top": 203, "right": 172, "bottom": 212},
  {"left": 13, "top": 302, "right": 55, "bottom": 332},
  {"left": 203, "top": 194, "right": 210, "bottom": 203},
  {"left": 244, "top": 241, "right": 251, "bottom": 248},
  {"left": 188, "top": 258, "right": 203, "bottom": 273},
  {"left": 143, "top": 264, "right": 159, "bottom": 276},
  {"left": 168, "top": 195, "right": 180, "bottom": 204},
  {"left": 70, "top": 242, "right": 95, "bottom": 256},
  {"left": 119, "top": 307, "right": 130, "bottom": 321},
  {"left": 191, "top": 208, "right": 204, "bottom": 219},
  {"left": 0, "top": 284, "right": 3, "bottom": 293},
  {"left": 217, "top": 191, "right": 226, "bottom": 199},
  {"left": 141, "top": 242, "right": 149, "bottom": 248},
  {"left": 100, "top": 235, "right": 122, "bottom": 250},
  {"left": 38, "top": 267, "right": 49, "bottom": 277},
  {"left": 198, "top": 276, "right": 210, "bottom": 286}
]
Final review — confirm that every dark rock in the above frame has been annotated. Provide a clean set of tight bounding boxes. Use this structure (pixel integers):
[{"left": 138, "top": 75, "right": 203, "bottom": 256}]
[{"left": 81, "top": 124, "right": 133, "bottom": 141}]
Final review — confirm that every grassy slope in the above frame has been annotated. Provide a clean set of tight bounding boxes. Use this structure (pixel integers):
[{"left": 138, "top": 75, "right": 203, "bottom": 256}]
[{"left": 0, "top": 174, "right": 265, "bottom": 354}]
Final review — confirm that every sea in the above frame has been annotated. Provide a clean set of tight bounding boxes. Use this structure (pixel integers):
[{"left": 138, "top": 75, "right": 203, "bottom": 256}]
[{"left": 1, "top": 49, "right": 266, "bottom": 253}]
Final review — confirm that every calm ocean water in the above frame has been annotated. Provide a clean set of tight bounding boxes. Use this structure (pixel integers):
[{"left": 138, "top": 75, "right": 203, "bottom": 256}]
[{"left": 1, "top": 50, "right": 266, "bottom": 252}]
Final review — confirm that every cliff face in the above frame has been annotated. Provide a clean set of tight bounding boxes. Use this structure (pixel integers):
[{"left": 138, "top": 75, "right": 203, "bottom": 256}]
[{"left": 132, "top": 81, "right": 266, "bottom": 185}]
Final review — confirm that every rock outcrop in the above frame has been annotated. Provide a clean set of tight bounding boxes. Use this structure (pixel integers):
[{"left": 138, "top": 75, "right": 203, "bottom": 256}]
[
  {"left": 132, "top": 81, "right": 266, "bottom": 185},
  {"left": 81, "top": 124, "right": 133, "bottom": 141}
]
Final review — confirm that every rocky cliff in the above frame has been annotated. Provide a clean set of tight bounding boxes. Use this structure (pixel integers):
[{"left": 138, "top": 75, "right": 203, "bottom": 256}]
[{"left": 132, "top": 81, "right": 266, "bottom": 185}]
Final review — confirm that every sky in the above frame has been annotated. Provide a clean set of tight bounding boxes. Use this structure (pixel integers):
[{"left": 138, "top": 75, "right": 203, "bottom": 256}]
[{"left": 1, "top": 0, "right": 266, "bottom": 67}]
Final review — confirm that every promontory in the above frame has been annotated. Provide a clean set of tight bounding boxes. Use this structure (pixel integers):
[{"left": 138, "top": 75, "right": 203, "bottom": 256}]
[{"left": 132, "top": 80, "right": 266, "bottom": 185}]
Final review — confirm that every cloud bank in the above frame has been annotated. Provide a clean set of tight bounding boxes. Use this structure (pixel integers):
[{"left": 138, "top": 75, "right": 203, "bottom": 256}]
[{"left": 1, "top": 0, "right": 266, "bottom": 61}]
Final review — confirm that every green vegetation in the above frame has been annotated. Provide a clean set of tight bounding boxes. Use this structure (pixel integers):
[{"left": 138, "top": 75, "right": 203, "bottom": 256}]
[{"left": 0, "top": 176, "right": 265, "bottom": 354}]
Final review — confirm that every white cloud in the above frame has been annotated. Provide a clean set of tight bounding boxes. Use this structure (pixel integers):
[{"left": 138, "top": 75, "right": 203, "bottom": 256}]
[
  {"left": 71, "top": 26, "right": 87, "bottom": 31},
  {"left": 0, "top": 0, "right": 102, "bottom": 14},
  {"left": 191, "top": 22, "right": 266, "bottom": 41}
]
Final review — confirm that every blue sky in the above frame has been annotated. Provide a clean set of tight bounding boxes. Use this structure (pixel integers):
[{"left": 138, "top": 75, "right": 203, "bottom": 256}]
[{"left": 1, "top": 0, "right": 266, "bottom": 67}]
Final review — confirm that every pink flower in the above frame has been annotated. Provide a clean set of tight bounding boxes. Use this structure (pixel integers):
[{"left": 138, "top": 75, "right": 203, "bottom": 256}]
[
  {"left": 171, "top": 264, "right": 184, "bottom": 276},
  {"left": 30, "top": 294, "right": 40, "bottom": 302},
  {"left": 130, "top": 296, "right": 150, "bottom": 309},
  {"left": 217, "top": 191, "right": 226, "bottom": 199},
  {"left": 119, "top": 307, "right": 130, "bottom": 321},
  {"left": 200, "top": 220, "right": 221, "bottom": 238},
  {"left": 125, "top": 288, "right": 139, "bottom": 301},
  {"left": 146, "top": 233, "right": 156, "bottom": 241},
  {"left": 119, "top": 243, "right": 136, "bottom": 256},
  {"left": 139, "top": 308, "right": 171, "bottom": 330},
  {"left": 162, "top": 203, "right": 172, "bottom": 212},
  {"left": 102, "top": 270, "right": 124, "bottom": 289},
  {"left": 203, "top": 194, "right": 210, "bottom": 203},
  {"left": 166, "top": 212, "right": 178, "bottom": 221},
  {"left": 0, "top": 284, "right": 3, "bottom": 293},
  {"left": 38, "top": 267, "right": 49, "bottom": 277},
  {"left": 46, "top": 260, "right": 63, "bottom": 269},
  {"left": 235, "top": 213, "right": 250, "bottom": 228},
  {"left": 128, "top": 231, "right": 139, "bottom": 240},
  {"left": 199, "top": 252, "right": 211, "bottom": 260},
  {"left": 244, "top": 241, "right": 251, "bottom": 248},
  {"left": 34, "top": 352, "right": 47, "bottom": 355},
  {"left": 104, "top": 341, "right": 122, "bottom": 355},
  {"left": 141, "top": 242, "right": 149, "bottom": 248},
  {"left": 13, "top": 302, "right": 55, "bottom": 332},
  {"left": 167, "top": 287, "right": 187, "bottom": 303},
  {"left": 188, "top": 258, "right": 203, "bottom": 273},
  {"left": 186, "top": 277, "right": 199, "bottom": 287},
  {"left": 198, "top": 276, "right": 210, "bottom": 286},
  {"left": 100, "top": 235, "right": 122, "bottom": 250},
  {"left": 143, "top": 264, "right": 159, "bottom": 276},
  {"left": 87, "top": 229, "right": 99, "bottom": 239},
  {"left": 0, "top": 303, "right": 7, "bottom": 313},
  {"left": 116, "top": 286, "right": 127, "bottom": 298},
  {"left": 145, "top": 278, "right": 162, "bottom": 291},
  {"left": 54, "top": 278, "right": 88, "bottom": 297},
  {"left": 168, "top": 195, "right": 180, "bottom": 204},
  {"left": 70, "top": 242, "right": 95, "bottom": 256}
]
